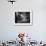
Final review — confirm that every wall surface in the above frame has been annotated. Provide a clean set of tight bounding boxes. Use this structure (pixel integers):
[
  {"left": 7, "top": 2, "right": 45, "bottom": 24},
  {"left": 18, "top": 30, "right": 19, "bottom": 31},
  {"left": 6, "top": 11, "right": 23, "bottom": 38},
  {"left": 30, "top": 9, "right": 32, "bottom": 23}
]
[{"left": 0, "top": 0, "right": 46, "bottom": 41}]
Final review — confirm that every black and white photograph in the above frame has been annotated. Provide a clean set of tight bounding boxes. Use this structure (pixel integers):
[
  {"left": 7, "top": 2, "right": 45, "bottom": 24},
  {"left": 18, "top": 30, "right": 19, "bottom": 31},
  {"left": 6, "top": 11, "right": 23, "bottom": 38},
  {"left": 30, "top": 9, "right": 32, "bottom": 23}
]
[{"left": 15, "top": 11, "right": 32, "bottom": 26}]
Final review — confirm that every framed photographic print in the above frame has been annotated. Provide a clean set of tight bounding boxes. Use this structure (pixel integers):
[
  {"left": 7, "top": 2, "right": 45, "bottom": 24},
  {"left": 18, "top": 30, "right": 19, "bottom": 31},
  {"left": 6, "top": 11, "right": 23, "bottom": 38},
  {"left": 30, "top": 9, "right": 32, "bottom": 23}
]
[{"left": 15, "top": 11, "right": 33, "bottom": 26}]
